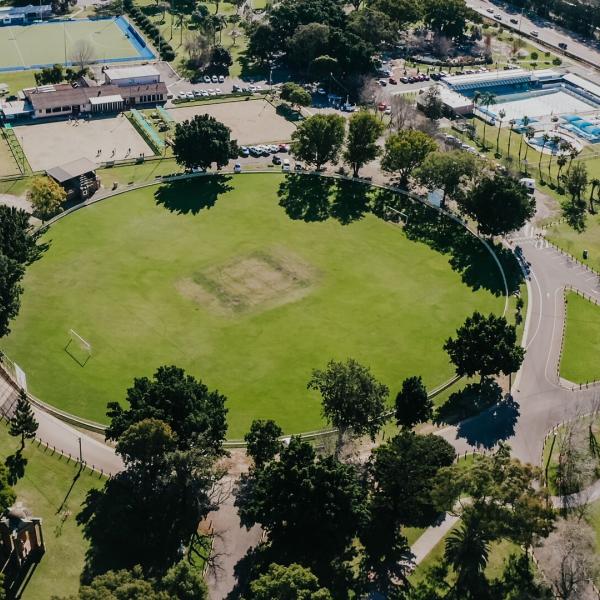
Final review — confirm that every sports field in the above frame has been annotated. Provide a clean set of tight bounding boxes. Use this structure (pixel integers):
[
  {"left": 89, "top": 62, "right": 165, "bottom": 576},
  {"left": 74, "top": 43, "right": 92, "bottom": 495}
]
[
  {"left": 0, "top": 17, "right": 153, "bottom": 71},
  {"left": 1, "top": 174, "right": 505, "bottom": 438},
  {"left": 560, "top": 291, "right": 600, "bottom": 384}
]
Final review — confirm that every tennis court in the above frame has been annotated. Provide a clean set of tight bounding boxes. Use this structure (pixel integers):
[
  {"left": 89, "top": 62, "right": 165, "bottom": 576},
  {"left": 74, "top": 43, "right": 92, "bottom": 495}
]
[{"left": 0, "top": 16, "right": 154, "bottom": 71}]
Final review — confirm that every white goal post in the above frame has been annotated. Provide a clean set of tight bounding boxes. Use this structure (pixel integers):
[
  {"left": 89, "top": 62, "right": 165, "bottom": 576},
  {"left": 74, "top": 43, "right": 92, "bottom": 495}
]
[
  {"left": 385, "top": 205, "right": 409, "bottom": 225},
  {"left": 67, "top": 329, "right": 92, "bottom": 356}
]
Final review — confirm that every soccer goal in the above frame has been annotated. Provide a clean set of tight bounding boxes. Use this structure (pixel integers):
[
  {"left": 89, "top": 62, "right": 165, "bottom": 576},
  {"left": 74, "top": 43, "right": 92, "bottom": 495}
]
[
  {"left": 384, "top": 205, "right": 409, "bottom": 226},
  {"left": 65, "top": 329, "right": 92, "bottom": 367}
]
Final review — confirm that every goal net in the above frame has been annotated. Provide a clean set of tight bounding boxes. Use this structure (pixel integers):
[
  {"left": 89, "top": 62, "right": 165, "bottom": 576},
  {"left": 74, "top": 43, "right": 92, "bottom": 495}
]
[
  {"left": 384, "top": 205, "right": 409, "bottom": 226},
  {"left": 65, "top": 329, "right": 92, "bottom": 366}
]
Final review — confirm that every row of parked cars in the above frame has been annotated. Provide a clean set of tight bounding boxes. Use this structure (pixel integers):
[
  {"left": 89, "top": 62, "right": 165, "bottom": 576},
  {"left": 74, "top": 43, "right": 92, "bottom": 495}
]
[{"left": 239, "top": 143, "right": 290, "bottom": 158}]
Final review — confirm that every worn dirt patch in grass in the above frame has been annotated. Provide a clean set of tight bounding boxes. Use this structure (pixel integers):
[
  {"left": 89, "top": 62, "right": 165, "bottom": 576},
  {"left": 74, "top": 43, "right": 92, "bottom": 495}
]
[{"left": 177, "top": 247, "right": 317, "bottom": 315}]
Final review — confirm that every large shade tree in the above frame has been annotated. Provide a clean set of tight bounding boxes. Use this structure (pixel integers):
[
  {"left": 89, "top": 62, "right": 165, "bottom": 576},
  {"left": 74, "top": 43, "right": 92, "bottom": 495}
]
[
  {"left": 343, "top": 110, "right": 384, "bottom": 177},
  {"left": 172, "top": 114, "right": 238, "bottom": 171},
  {"left": 381, "top": 130, "right": 437, "bottom": 186},
  {"left": 291, "top": 114, "right": 346, "bottom": 171}
]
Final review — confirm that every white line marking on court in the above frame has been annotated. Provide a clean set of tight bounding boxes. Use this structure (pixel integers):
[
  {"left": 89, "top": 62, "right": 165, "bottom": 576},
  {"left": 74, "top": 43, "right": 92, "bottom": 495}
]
[{"left": 7, "top": 26, "right": 27, "bottom": 68}]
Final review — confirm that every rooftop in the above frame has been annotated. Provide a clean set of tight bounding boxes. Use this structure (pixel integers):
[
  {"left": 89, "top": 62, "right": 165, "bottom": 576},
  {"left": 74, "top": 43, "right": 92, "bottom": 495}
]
[
  {"left": 47, "top": 157, "right": 97, "bottom": 183},
  {"left": 104, "top": 65, "right": 160, "bottom": 80}
]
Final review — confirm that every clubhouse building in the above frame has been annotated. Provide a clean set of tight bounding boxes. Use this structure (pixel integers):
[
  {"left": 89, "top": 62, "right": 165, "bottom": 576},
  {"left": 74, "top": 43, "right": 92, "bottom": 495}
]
[{"left": 1, "top": 65, "right": 167, "bottom": 121}]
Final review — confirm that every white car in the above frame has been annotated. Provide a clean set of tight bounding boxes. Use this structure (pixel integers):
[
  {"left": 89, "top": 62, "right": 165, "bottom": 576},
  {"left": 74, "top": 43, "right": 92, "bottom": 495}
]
[
  {"left": 317, "top": 87, "right": 326, "bottom": 95},
  {"left": 218, "top": 75, "right": 225, "bottom": 83},
  {"left": 234, "top": 163, "right": 242, "bottom": 173},
  {"left": 486, "top": 7, "right": 494, "bottom": 12},
  {"left": 193, "top": 90, "right": 202, "bottom": 97},
  {"left": 203, "top": 75, "right": 211, "bottom": 83},
  {"left": 248, "top": 84, "right": 257, "bottom": 92},
  {"left": 282, "top": 158, "right": 290, "bottom": 172},
  {"left": 178, "top": 91, "right": 186, "bottom": 99},
  {"left": 211, "top": 75, "right": 218, "bottom": 83},
  {"left": 530, "top": 30, "right": 539, "bottom": 37},
  {"left": 201, "top": 90, "right": 209, "bottom": 97},
  {"left": 186, "top": 91, "right": 194, "bottom": 99},
  {"left": 215, "top": 88, "right": 222, "bottom": 94},
  {"left": 269, "top": 144, "right": 279, "bottom": 153}
]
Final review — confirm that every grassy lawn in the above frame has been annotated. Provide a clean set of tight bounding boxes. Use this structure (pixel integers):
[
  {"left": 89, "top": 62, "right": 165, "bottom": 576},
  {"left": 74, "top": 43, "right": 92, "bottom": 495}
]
[
  {"left": 0, "top": 134, "right": 20, "bottom": 177},
  {"left": 547, "top": 215, "right": 600, "bottom": 270},
  {"left": 0, "top": 425, "right": 103, "bottom": 599},
  {"left": 0, "top": 70, "right": 37, "bottom": 96},
  {"left": 1, "top": 174, "right": 505, "bottom": 438},
  {"left": 561, "top": 291, "right": 600, "bottom": 384}
]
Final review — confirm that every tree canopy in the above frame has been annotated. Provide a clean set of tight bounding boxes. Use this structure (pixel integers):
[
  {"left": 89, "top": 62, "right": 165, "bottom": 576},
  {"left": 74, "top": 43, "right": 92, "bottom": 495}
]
[
  {"left": 343, "top": 111, "right": 384, "bottom": 177},
  {"left": 458, "top": 174, "right": 536, "bottom": 236},
  {"left": 246, "top": 563, "right": 332, "bottom": 599},
  {"left": 422, "top": 0, "right": 469, "bottom": 38},
  {"left": 244, "top": 419, "right": 283, "bottom": 468},
  {"left": 105, "top": 365, "right": 228, "bottom": 453},
  {"left": 9, "top": 389, "right": 38, "bottom": 451},
  {"left": 381, "top": 130, "right": 437, "bottom": 186},
  {"left": 172, "top": 114, "right": 238, "bottom": 171},
  {"left": 307, "top": 358, "right": 389, "bottom": 449},
  {"left": 26, "top": 176, "right": 66, "bottom": 221},
  {"left": 443, "top": 312, "right": 524, "bottom": 381},
  {"left": 0, "top": 253, "right": 24, "bottom": 339},
  {"left": 291, "top": 114, "right": 346, "bottom": 171},
  {"left": 0, "top": 205, "right": 37, "bottom": 264},
  {"left": 280, "top": 83, "right": 312, "bottom": 109},
  {"left": 394, "top": 375, "right": 433, "bottom": 430}
]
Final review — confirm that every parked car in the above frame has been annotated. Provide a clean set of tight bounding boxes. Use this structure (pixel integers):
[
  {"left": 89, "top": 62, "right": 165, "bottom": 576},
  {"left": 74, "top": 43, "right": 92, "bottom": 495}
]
[
  {"left": 294, "top": 163, "right": 304, "bottom": 171},
  {"left": 378, "top": 102, "right": 387, "bottom": 111},
  {"left": 186, "top": 91, "right": 194, "bottom": 99},
  {"left": 494, "top": 13, "right": 502, "bottom": 20},
  {"left": 282, "top": 159, "right": 290, "bottom": 172},
  {"left": 379, "top": 79, "right": 387, "bottom": 86},
  {"left": 232, "top": 84, "right": 240, "bottom": 92},
  {"left": 240, "top": 146, "right": 250, "bottom": 157},
  {"left": 400, "top": 76, "right": 409, "bottom": 83},
  {"left": 260, "top": 146, "right": 270, "bottom": 157},
  {"left": 268, "top": 144, "right": 279, "bottom": 153},
  {"left": 389, "top": 77, "right": 397, "bottom": 84},
  {"left": 384, "top": 107, "right": 391, "bottom": 115},
  {"left": 204, "top": 75, "right": 211, "bottom": 83},
  {"left": 178, "top": 91, "right": 186, "bottom": 99},
  {"left": 193, "top": 90, "right": 202, "bottom": 97},
  {"left": 530, "top": 30, "right": 539, "bottom": 37},
  {"left": 211, "top": 75, "right": 218, "bottom": 82},
  {"left": 215, "top": 88, "right": 222, "bottom": 94},
  {"left": 218, "top": 75, "right": 225, "bottom": 83},
  {"left": 272, "top": 155, "right": 282, "bottom": 165},
  {"left": 558, "top": 42, "right": 568, "bottom": 49},
  {"left": 234, "top": 163, "right": 242, "bottom": 173},
  {"left": 317, "top": 87, "right": 327, "bottom": 95},
  {"left": 510, "top": 17, "right": 518, "bottom": 23},
  {"left": 486, "top": 7, "right": 494, "bottom": 12},
  {"left": 278, "top": 143, "right": 289, "bottom": 152}
]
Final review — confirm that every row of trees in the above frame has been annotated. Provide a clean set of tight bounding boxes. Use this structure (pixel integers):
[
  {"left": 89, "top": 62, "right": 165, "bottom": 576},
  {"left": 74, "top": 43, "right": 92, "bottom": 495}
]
[{"left": 246, "top": 0, "right": 472, "bottom": 80}]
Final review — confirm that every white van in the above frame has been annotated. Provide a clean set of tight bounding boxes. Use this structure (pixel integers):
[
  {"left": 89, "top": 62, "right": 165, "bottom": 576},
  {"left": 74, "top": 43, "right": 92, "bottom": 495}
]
[
  {"left": 519, "top": 177, "right": 536, "bottom": 193},
  {"left": 282, "top": 158, "right": 290, "bottom": 172}
]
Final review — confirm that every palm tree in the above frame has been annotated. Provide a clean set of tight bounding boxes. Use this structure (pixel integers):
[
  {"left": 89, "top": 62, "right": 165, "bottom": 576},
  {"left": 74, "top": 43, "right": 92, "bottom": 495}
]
[
  {"left": 589, "top": 178, "right": 599, "bottom": 213},
  {"left": 517, "top": 116, "right": 530, "bottom": 164},
  {"left": 567, "top": 146, "right": 578, "bottom": 173},
  {"left": 538, "top": 133, "right": 549, "bottom": 176},
  {"left": 479, "top": 91, "right": 496, "bottom": 151},
  {"left": 556, "top": 153, "right": 568, "bottom": 189},
  {"left": 547, "top": 135, "right": 561, "bottom": 182},
  {"left": 507, "top": 119, "right": 516, "bottom": 160},
  {"left": 445, "top": 513, "right": 491, "bottom": 598},
  {"left": 496, "top": 108, "right": 506, "bottom": 155},
  {"left": 522, "top": 125, "right": 535, "bottom": 171}
]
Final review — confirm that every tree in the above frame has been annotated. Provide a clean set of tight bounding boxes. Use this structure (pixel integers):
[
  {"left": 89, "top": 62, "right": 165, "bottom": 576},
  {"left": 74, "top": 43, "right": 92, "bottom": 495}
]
[
  {"left": 444, "top": 511, "right": 491, "bottom": 599},
  {"left": 105, "top": 365, "right": 228, "bottom": 454},
  {"left": 161, "top": 559, "right": 209, "bottom": 599},
  {"left": 287, "top": 23, "right": 330, "bottom": 72},
  {"left": 291, "top": 114, "right": 346, "bottom": 171},
  {"left": 0, "top": 253, "right": 24, "bottom": 339},
  {"left": 458, "top": 174, "right": 536, "bottom": 236},
  {"left": 588, "top": 177, "right": 599, "bottom": 213},
  {"left": 307, "top": 358, "right": 389, "bottom": 453},
  {"left": 246, "top": 563, "right": 332, "bottom": 599},
  {"left": 71, "top": 39, "right": 95, "bottom": 72},
  {"left": 522, "top": 125, "right": 535, "bottom": 168},
  {"left": 26, "top": 176, "right": 66, "bottom": 221},
  {"left": 476, "top": 92, "right": 496, "bottom": 150},
  {"left": 422, "top": 0, "right": 468, "bottom": 39},
  {"left": 495, "top": 108, "right": 506, "bottom": 155},
  {"left": 0, "top": 464, "right": 15, "bottom": 514},
  {"left": 172, "top": 114, "right": 238, "bottom": 171},
  {"left": 210, "top": 45, "right": 232, "bottom": 73},
  {"left": 246, "top": 23, "right": 277, "bottom": 64},
  {"left": 343, "top": 111, "right": 384, "bottom": 177},
  {"left": 420, "top": 86, "right": 444, "bottom": 120},
  {"left": 9, "top": 389, "right": 38, "bottom": 451},
  {"left": 370, "top": 432, "right": 456, "bottom": 528},
  {"left": 280, "top": 82, "right": 312, "bottom": 110},
  {"left": 381, "top": 129, "right": 437, "bottom": 186},
  {"left": 506, "top": 119, "right": 516, "bottom": 159},
  {"left": 394, "top": 375, "right": 433, "bottom": 430},
  {"left": 348, "top": 7, "right": 396, "bottom": 46},
  {"left": 310, "top": 55, "right": 339, "bottom": 80},
  {"left": 0, "top": 205, "right": 37, "bottom": 264},
  {"left": 491, "top": 553, "right": 553, "bottom": 600},
  {"left": 244, "top": 419, "right": 283, "bottom": 468},
  {"left": 516, "top": 116, "right": 530, "bottom": 163},
  {"left": 415, "top": 149, "right": 480, "bottom": 207},
  {"left": 443, "top": 312, "right": 524, "bottom": 382},
  {"left": 548, "top": 135, "right": 561, "bottom": 182},
  {"left": 371, "top": 0, "right": 422, "bottom": 27},
  {"left": 235, "top": 436, "right": 368, "bottom": 592},
  {"left": 562, "top": 162, "right": 588, "bottom": 231},
  {"left": 538, "top": 133, "right": 550, "bottom": 174}
]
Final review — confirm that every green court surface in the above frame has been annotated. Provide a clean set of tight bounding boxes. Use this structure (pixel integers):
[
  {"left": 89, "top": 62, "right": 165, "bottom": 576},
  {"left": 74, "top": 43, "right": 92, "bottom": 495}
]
[
  {"left": 1, "top": 174, "right": 505, "bottom": 438},
  {"left": 560, "top": 291, "right": 600, "bottom": 384},
  {"left": 0, "top": 18, "right": 144, "bottom": 70}
]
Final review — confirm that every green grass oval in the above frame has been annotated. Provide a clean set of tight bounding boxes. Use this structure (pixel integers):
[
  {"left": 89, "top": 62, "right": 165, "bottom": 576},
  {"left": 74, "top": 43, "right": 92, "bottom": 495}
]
[{"left": 3, "top": 174, "right": 505, "bottom": 438}]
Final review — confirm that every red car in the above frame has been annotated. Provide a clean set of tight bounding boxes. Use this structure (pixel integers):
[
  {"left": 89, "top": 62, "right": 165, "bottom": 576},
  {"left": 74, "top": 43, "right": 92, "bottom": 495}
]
[
  {"left": 378, "top": 102, "right": 387, "bottom": 112},
  {"left": 389, "top": 77, "right": 397, "bottom": 84}
]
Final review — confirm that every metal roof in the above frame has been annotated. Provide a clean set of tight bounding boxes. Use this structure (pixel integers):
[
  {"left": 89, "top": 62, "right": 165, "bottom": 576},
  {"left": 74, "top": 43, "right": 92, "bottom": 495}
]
[
  {"left": 104, "top": 65, "right": 160, "bottom": 81},
  {"left": 46, "top": 157, "right": 97, "bottom": 183}
]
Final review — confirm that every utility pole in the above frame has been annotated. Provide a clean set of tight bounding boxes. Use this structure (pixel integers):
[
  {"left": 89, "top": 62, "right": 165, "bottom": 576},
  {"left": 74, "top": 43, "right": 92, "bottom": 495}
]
[{"left": 78, "top": 436, "right": 82, "bottom": 463}]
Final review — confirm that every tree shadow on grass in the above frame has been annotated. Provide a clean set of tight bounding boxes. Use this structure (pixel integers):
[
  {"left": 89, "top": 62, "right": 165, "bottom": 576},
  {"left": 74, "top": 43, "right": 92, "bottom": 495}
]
[
  {"left": 154, "top": 175, "right": 233, "bottom": 215},
  {"left": 5, "top": 451, "right": 27, "bottom": 486},
  {"left": 371, "top": 188, "right": 523, "bottom": 297},
  {"left": 278, "top": 175, "right": 370, "bottom": 225}
]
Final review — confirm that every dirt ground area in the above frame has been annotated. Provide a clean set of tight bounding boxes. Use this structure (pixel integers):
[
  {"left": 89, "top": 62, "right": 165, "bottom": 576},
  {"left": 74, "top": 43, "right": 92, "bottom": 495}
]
[
  {"left": 168, "top": 99, "right": 296, "bottom": 145},
  {"left": 14, "top": 115, "right": 153, "bottom": 172},
  {"left": 177, "top": 249, "right": 315, "bottom": 315}
]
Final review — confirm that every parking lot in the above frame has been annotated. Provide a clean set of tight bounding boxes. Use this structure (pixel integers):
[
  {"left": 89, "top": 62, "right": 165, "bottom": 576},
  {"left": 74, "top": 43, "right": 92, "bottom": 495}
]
[{"left": 168, "top": 99, "right": 296, "bottom": 145}]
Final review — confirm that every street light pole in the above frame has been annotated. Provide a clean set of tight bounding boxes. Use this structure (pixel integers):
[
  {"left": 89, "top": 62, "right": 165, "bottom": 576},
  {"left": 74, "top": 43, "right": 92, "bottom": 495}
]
[{"left": 78, "top": 436, "right": 82, "bottom": 463}]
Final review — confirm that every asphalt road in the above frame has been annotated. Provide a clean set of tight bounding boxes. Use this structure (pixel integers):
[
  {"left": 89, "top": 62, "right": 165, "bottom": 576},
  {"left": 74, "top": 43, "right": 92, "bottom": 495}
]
[{"left": 467, "top": 0, "right": 600, "bottom": 68}]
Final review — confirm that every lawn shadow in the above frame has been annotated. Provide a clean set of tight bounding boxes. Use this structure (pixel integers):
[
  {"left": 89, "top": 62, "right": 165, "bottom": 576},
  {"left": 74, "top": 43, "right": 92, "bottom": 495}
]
[
  {"left": 154, "top": 175, "right": 233, "bottom": 215},
  {"left": 56, "top": 465, "right": 82, "bottom": 516},
  {"left": 371, "top": 189, "right": 523, "bottom": 297},
  {"left": 5, "top": 451, "right": 27, "bottom": 486},
  {"left": 278, "top": 176, "right": 370, "bottom": 225}
]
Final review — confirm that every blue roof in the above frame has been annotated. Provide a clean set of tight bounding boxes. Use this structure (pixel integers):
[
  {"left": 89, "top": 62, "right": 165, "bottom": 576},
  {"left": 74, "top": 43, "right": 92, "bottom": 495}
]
[{"left": 3, "top": 5, "right": 52, "bottom": 15}]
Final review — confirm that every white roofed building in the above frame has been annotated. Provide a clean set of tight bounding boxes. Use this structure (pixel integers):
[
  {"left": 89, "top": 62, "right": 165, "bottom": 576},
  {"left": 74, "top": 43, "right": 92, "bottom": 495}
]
[{"left": 103, "top": 65, "right": 161, "bottom": 87}]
